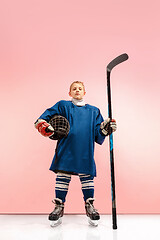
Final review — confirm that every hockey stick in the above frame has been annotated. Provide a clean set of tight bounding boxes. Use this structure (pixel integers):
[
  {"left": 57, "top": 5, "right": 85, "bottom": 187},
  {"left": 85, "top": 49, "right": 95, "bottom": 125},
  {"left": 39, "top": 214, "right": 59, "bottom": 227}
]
[{"left": 107, "top": 53, "right": 129, "bottom": 229}]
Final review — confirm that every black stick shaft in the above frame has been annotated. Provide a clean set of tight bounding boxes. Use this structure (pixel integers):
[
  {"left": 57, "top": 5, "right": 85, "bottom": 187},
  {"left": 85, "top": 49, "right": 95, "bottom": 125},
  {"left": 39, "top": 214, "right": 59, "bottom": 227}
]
[{"left": 107, "top": 71, "right": 117, "bottom": 230}]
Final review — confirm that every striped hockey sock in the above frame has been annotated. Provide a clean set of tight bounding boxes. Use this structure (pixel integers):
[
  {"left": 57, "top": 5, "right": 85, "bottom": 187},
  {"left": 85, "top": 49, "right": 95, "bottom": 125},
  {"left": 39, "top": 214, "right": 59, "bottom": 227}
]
[
  {"left": 55, "top": 173, "right": 71, "bottom": 203},
  {"left": 79, "top": 174, "right": 94, "bottom": 201}
]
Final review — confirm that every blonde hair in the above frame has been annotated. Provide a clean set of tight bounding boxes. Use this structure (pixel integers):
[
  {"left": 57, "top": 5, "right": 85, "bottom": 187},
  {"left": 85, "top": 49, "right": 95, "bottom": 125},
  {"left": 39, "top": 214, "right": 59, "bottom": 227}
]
[{"left": 69, "top": 81, "right": 85, "bottom": 92}]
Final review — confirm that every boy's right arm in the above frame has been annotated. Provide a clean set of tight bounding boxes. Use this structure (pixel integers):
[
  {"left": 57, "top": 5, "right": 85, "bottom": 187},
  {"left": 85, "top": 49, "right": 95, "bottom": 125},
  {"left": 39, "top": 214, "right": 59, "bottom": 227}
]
[
  {"left": 34, "top": 119, "right": 54, "bottom": 137},
  {"left": 34, "top": 101, "right": 62, "bottom": 137}
]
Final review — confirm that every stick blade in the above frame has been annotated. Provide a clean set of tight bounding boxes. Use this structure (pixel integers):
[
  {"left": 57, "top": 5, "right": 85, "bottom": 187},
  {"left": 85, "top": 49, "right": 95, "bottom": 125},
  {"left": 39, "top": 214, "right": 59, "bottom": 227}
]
[{"left": 107, "top": 53, "right": 129, "bottom": 72}]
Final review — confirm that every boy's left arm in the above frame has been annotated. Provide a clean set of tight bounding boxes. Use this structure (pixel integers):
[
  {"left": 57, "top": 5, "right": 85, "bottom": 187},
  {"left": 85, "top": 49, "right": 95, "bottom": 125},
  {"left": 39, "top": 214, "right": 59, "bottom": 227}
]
[
  {"left": 95, "top": 110, "right": 117, "bottom": 145},
  {"left": 100, "top": 118, "right": 117, "bottom": 136},
  {"left": 95, "top": 110, "right": 106, "bottom": 145}
]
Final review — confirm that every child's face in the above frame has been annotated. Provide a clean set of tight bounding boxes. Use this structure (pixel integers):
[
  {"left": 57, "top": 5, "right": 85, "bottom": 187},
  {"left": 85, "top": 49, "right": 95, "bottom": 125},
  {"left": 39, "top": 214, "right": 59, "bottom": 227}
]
[{"left": 69, "top": 83, "right": 86, "bottom": 100}]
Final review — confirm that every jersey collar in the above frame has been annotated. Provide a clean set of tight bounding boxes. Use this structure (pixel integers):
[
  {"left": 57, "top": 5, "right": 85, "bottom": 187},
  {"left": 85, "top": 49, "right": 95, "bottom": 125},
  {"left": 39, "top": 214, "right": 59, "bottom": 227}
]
[{"left": 71, "top": 98, "right": 86, "bottom": 106}]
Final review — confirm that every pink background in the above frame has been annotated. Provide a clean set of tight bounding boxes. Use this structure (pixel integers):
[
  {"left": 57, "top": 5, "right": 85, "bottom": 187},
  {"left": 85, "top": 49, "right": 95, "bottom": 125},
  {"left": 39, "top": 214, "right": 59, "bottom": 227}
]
[{"left": 0, "top": 0, "right": 160, "bottom": 214}]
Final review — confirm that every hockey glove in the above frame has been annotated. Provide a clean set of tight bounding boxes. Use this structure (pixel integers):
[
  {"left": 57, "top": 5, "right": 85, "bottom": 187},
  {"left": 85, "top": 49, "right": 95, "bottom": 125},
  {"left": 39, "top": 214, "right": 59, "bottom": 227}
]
[
  {"left": 100, "top": 118, "right": 117, "bottom": 136},
  {"left": 34, "top": 119, "right": 54, "bottom": 137}
]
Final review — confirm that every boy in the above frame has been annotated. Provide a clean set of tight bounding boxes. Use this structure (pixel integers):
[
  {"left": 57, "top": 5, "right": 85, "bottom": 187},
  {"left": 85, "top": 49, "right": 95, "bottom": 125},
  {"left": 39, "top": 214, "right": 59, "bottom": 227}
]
[{"left": 34, "top": 81, "right": 117, "bottom": 226}]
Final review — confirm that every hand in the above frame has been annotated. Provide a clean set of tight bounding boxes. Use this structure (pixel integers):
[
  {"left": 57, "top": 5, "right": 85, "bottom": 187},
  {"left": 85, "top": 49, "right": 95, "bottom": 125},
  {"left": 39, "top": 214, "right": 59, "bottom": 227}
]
[
  {"left": 34, "top": 119, "right": 54, "bottom": 137},
  {"left": 100, "top": 118, "right": 117, "bottom": 136},
  {"left": 110, "top": 119, "right": 117, "bottom": 132}
]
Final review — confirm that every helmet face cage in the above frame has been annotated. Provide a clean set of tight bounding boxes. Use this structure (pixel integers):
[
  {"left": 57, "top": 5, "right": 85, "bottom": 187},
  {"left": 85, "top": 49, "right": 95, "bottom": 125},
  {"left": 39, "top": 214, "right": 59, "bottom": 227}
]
[{"left": 49, "top": 115, "right": 70, "bottom": 140}]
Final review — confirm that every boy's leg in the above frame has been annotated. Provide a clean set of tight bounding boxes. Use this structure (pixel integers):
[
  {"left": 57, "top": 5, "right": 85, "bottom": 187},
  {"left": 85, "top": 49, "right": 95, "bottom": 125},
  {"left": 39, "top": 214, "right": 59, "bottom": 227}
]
[
  {"left": 55, "top": 172, "right": 71, "bottom": 203},
  {"left": 79, "top": 174, "right": 100, "bottom": 226},
  {"left": 49, "top": 172, "right": 71, "bottom": 227},
  {"left": 79, "top": 174, "right": 94, "bottom": 201}
]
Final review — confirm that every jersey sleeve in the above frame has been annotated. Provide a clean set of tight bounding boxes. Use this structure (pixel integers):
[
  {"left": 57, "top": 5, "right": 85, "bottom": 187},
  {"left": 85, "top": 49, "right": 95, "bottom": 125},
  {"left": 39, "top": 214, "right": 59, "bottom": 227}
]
[
  {"left": 38, "top": 101, "right": 62, "bottom": 122},
  {"left": 95, "top": 109, "right": 106, "bottom": 145}
]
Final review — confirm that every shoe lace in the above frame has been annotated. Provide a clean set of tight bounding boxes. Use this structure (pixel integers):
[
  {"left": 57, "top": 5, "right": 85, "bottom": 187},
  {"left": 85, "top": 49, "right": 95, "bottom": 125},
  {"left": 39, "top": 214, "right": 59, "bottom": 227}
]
[
  {"left": 88, "top": 202, "right": 98, "bottom": 214},
  {"left": 52, "top": 200, "right": 63, "bottom": 214}
]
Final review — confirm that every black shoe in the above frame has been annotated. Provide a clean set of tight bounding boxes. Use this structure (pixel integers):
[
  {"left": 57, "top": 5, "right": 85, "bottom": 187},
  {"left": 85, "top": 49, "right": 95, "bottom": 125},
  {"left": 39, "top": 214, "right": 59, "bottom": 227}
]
[
  {"left": 85, "top": 198, "right": 100, "bottom": 226},
  {"left": 48, "top": 198, "right": 64, "bottom": 227}
]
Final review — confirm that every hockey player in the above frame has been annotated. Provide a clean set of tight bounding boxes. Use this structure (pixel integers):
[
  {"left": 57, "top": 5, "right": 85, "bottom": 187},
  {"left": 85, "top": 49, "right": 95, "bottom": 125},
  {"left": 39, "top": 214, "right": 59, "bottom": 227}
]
[{"left": 34, "top": 81, "right": 117, "bottom": 227}]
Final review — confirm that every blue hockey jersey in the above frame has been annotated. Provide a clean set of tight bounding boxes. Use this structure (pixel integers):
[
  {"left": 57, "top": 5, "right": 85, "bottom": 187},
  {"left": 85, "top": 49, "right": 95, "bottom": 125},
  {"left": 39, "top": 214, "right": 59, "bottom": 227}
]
[{"left": 38, "top": 100, "right": 106, "bottom": 177}]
